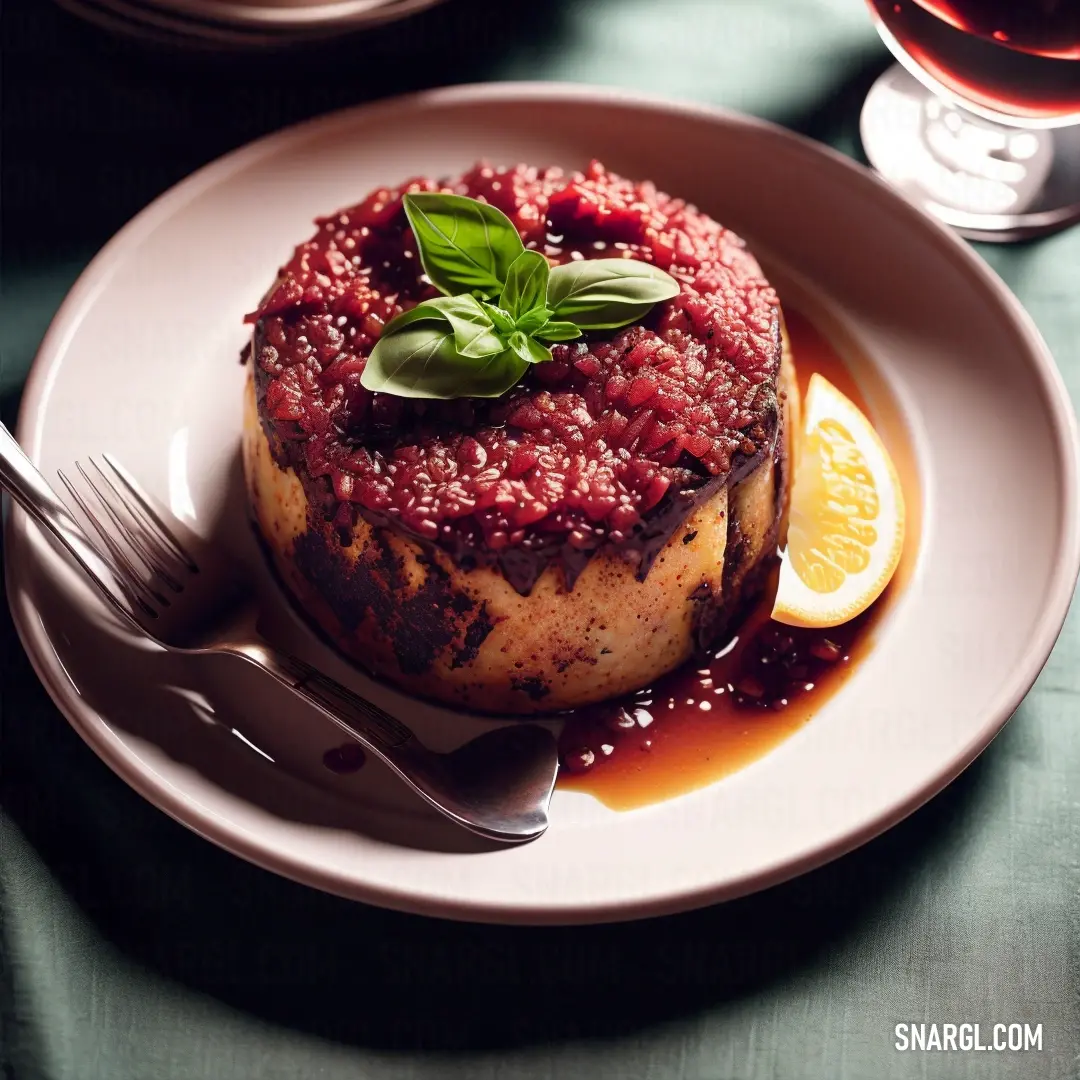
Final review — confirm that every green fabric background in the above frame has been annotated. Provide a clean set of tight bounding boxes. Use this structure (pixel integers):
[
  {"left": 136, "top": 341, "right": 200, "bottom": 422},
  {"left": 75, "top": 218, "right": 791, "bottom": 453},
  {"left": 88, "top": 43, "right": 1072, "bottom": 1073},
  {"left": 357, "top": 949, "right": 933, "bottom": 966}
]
[{"left": 2, "top": 1, "right": 1078, "bottom": 1077}]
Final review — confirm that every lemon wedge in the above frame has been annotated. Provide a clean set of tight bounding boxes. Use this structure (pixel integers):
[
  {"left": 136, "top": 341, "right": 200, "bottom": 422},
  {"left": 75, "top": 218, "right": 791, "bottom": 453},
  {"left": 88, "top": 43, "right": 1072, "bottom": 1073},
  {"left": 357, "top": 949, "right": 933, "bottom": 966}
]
[{"left": 772, "top": 373, "right": 905, "bottom": 628}]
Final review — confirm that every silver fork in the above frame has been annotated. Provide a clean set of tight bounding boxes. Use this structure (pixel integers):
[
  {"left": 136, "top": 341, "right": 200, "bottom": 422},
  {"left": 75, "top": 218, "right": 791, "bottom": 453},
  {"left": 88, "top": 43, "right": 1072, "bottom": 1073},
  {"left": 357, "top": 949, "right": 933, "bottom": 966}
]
[{"left": 0, "top": 423, "right": 558, "bottom": 843}]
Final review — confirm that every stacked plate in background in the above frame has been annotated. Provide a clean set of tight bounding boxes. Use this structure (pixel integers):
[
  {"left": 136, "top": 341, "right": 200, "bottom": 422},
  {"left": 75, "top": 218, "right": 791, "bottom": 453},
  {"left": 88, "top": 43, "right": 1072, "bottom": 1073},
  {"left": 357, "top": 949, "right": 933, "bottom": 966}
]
[{"left": 53, "top": 0, "right": 446, "bottom": 47}]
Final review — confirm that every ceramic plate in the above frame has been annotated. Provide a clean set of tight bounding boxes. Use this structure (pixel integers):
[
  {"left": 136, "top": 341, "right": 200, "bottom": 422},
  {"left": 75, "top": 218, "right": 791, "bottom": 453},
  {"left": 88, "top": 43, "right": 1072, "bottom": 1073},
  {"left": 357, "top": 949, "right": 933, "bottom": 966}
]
[
  {"left": 55, "top": 0, "right": 444, "bottom": 48},
  {"left": 7, "top": 84, "right": 1079, "bottom": 924},
  {"left": 133, "top": 0, "right": 446, "bottom": 32}
]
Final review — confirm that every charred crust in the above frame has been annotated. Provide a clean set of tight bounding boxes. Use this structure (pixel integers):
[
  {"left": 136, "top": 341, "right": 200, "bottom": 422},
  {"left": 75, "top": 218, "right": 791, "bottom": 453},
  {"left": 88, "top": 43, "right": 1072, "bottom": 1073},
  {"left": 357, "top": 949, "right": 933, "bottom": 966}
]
[
  {"left": 451, "top": 607, "right": 495, "bottom": 669},
  {"left": 510, "top": 675, "right": 551, "bottom": 702},
  {"left": 291, "top": 526, "right": 494, "bottom": 677}
]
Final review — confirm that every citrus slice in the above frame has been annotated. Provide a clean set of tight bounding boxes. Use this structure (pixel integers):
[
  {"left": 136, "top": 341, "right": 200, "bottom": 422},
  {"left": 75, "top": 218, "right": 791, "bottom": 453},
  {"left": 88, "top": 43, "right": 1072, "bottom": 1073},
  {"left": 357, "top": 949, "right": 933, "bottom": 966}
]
[{"left": 772, "top": 373, "right": 905, "bottom": 628}]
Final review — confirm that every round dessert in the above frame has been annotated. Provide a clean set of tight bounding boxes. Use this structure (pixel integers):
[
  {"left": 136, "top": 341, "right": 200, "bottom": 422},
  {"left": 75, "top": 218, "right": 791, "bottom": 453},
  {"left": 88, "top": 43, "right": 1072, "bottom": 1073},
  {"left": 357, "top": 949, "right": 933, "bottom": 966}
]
[{"left": 243, "top": 161, "right": 798, "bottom": 713}]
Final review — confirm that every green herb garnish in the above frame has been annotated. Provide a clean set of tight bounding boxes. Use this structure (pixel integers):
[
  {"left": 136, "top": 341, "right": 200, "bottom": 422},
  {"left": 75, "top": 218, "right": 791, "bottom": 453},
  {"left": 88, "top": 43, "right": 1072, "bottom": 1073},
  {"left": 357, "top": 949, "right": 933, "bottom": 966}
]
[{"left": 360, "top": 191, "right": 680, "bottom": 400}]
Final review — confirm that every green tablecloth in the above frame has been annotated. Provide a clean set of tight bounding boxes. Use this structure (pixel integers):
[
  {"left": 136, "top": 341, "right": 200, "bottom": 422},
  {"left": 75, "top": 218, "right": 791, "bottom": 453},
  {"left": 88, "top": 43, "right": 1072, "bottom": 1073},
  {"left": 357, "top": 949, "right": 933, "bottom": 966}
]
[{"left": 2, "top": 2, "right": 1078, "bottom": 1077}]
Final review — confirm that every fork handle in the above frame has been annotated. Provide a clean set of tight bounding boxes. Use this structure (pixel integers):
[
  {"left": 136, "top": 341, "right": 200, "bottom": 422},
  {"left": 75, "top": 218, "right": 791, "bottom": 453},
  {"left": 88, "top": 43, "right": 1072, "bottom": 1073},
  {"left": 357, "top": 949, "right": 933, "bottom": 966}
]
[
  {"left": 0, "top": 423, "right": 140, "bottom": 624},
  {"left": 270, "top": 652, "right": 414, "bottom": 749},
  {"left": 227, "top": 639, "right": 416, "bottom": 751},
  {"left": 226, "top": 642, "right": 483, "bottom": 822},
  {"left": 233, "top": 641, "right": 550, "bottom": 844}
]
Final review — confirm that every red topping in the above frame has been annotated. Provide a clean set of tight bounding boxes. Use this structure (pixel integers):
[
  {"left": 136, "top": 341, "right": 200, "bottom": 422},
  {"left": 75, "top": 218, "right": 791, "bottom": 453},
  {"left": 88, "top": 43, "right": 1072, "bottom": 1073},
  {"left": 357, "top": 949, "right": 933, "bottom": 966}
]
[{"left": 248, "top": 161, "right": 779, "bottom": 556}]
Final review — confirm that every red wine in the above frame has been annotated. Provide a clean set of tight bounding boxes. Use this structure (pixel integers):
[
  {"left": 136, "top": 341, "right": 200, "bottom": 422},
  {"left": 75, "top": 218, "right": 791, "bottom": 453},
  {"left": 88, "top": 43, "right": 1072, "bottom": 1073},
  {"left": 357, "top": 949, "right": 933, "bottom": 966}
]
[{"left": 869, "top": 1, "right": 1080, "bottom": 122}]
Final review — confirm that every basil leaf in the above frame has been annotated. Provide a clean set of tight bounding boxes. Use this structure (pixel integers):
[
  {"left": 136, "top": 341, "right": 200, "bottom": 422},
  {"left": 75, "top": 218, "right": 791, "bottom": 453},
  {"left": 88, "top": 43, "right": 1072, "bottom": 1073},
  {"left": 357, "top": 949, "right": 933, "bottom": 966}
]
[
  {"left": 361, "top": 324, "right": 528, "bottom": 400},
  {"left": 547, "top": 258, "right": 680, "bottom": 329},
  {"left": 508, "top": 331, "right": 551, "bottom": 366},
  {"left": 514, "top": 306, "right": 554, "bottom": 336},
  {"left": 403, "top": 192, "right": 525, "bottom": 299},
  {"left": 500, "top": 249, "right": 550, "bottom": 320},
  {"left": 466, "top": 349, "right": 532, "bottom": 397},
  {"left": 381, "top": 296, "right": 502, "bottom": 359},
  {"left": 535, "top": 319, "right": 584, "bottom": 342},
  {"left": 430, "top": 295, "right": 503, "bottom": 358},
  {"left": 360, "top": 323, "right": 462, "bottom": 398},
  {"left": 481, "top": 301, "right": 517, "bottom": 336},
  {"left": 356, "top": 200, "right": 682, "bottom": 402}
]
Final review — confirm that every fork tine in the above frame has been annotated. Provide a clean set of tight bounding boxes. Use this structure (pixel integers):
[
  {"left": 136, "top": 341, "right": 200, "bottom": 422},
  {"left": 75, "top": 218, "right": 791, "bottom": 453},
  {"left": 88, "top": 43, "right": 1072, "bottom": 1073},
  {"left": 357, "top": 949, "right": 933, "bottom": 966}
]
[
  {"left": 85, "top": 459, "right": 184, "bottom": 592},
  {"left": 102, "top": 453, "right": 199, "bottom": 573},
  {"left": 58, "top": 469, "right": 164, "bottom": 618}
]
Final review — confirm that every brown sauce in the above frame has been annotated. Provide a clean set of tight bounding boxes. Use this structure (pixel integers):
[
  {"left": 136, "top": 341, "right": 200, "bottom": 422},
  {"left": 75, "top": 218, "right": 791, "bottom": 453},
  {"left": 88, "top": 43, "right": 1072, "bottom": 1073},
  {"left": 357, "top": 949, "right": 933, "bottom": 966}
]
[
  {"left": 322, "top": 743, "right": 366, "bottom": 774},
  {"left": 557, "top": 306, "right": 920, "bottom": 810}
]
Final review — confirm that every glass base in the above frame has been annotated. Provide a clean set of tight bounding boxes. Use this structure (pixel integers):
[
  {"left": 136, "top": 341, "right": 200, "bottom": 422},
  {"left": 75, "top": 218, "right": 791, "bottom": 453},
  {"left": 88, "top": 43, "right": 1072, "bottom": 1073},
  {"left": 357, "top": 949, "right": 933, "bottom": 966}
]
[{"left": 860, "top": 65, "right": 1080, "bottom": 242}]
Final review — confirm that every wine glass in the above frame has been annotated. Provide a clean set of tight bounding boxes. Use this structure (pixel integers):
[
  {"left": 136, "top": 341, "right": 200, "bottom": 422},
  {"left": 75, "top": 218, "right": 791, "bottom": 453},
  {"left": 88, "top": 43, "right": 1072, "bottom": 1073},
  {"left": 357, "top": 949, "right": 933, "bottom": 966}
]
[{"left": 859, "top": 1, "right": 1080, "bottom": 241}]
